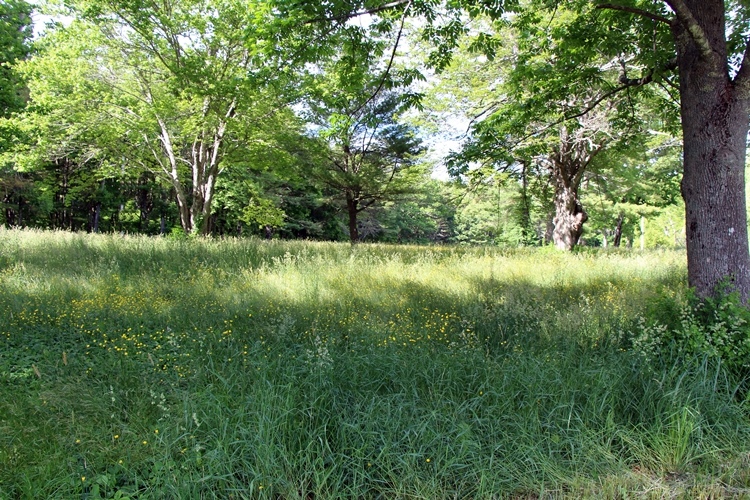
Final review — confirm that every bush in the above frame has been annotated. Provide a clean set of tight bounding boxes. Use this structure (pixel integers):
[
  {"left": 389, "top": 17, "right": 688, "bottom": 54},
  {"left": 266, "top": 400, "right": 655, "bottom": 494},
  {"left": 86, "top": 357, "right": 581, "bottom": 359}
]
[{"left": 633, "top": 284, "right": 750, "bottom": 378}]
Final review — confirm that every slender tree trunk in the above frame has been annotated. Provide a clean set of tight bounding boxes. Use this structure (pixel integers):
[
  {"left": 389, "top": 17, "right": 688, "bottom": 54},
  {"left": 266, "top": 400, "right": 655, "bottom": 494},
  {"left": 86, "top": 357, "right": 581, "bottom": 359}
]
[
  {"left": 346, "top": 191, "right": 359, "bottom": 244},
  {"left": 519, "top": 160, "right": 532, "bottom": 242},
  {"left": 61, "top": 159, "right": 70, "bottom": 230},
  {"left": 158, "top": 121, "right": 193, "bottom": 233},
  {"left": 612, "top": 212, "right": 624, "bottom": 247},
  {"left": 16, "top": 196, "right": 22, "bottom": 227},
  {"left": 544, "top": 215, "right": 554, "bottom": 245},
  {"left": 93, "top": 204, "right": 101, "bottom": 233},
  {"left": 670, "top": 0, "right": 750, "bottom": 299},
  {"left": 173, "top": 184, "right": 192, "bottom": 233}
]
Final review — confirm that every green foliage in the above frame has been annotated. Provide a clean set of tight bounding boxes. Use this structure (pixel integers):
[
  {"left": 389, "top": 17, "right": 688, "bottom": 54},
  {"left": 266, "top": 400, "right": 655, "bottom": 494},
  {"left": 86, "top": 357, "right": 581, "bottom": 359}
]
[
  {"left": 581, "top": 132, "right": 684, "bottom": 247},
  {"left": 633, "top": 285, "right": 750, "bottom": 378},
  {"left": 642, "top": 202, "right": 685, "bottom": 249},
  {"left": 242, "top": 198, "right": 286, "bottom": 229},
  {"left": 6, "top": 0, "right": 308, "bottom": 234},
  {"left": 379, "top": 180, "right": 456, "bottom": 243},
  {"left": 303, "top": 79, "right": 428, "bottom": 240},
  {"left": 451, "top": 176, "right": 527, "bottom": 245},
  {"left": 0, "top": 0, "right": 31, "bottom": 118}
]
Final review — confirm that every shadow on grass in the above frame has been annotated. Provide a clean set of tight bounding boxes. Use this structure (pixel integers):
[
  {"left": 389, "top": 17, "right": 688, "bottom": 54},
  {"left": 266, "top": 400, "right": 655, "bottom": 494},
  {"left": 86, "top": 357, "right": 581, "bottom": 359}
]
[{"left": 7, "top": 233, "right": 745, "bottom": 500}]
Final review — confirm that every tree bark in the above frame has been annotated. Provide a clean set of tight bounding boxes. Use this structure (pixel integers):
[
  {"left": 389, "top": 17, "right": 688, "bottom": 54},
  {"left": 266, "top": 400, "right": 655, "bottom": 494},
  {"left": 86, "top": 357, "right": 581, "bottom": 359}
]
[
  {"left": 612, "top": 212, "right": 624, "bottom": 248},
  {"left": 671, "top": 0, "right": 750, "bottom": 299},
  {"left": 16, "top": 195, "right": 22, "bottom": 227},
  {"left": 346, "top": 191, "right": 359, "bottom": 244},
  {"left": 548, "top": 126, "right": 601, "bottom": 251},
  {"left": 519, "top": 160, "right": 532, "bottom": 242},
  {"left": 552, "top": 181, "right": 588, "bottom": 250},
  {"left": 93, "top": 203, "right": 101, "bottom": 233},
  {"left": 543, "top": 215, "right": 554, "bottom": 245}
]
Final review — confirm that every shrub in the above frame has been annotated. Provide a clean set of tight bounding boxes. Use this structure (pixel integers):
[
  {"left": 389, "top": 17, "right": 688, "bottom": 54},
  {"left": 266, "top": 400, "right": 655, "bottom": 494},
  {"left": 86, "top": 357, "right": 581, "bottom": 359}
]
[{"left": 633, "top": 284, "right": 750, "bottom": 378}]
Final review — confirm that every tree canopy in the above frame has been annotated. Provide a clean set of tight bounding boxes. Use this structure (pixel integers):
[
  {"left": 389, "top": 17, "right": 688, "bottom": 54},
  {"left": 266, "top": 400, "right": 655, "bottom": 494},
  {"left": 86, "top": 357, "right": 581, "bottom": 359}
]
[{"left": 2, "top": 0, "right": 750, "bottom": 299}]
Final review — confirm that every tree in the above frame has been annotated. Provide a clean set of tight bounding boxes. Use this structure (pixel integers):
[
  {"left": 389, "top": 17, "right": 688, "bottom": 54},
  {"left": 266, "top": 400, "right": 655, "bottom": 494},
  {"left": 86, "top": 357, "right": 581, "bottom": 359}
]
[
  {"left": 477, "top": 0, "right": 750, "bottom": 297},
  {"left": 434, "top": 19, "right": 645, "bottom": 250},
  {"left": 13, "top": 0, "right": 299, "bottom": 235},
  {"left": 0, "top": 0, "right": 32, "bottom": 224},
  {"left": 506, "top": 0, "right": 750, "bottom": 296},
  {"left": 278, "top": 0, "right": 750, "bottom": 298},
  {"left": 583, "top": 131, "right": 683, "bottom": 248},
  {"left": 304, "top": 83, "right": 426, "bottom": 243}
]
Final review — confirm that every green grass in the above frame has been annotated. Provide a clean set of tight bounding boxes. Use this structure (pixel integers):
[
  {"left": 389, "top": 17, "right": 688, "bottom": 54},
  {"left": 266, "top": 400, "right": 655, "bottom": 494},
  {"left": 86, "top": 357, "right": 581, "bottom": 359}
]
[{"left": 0, "top": 228, "right": 748, "bottom": 499}]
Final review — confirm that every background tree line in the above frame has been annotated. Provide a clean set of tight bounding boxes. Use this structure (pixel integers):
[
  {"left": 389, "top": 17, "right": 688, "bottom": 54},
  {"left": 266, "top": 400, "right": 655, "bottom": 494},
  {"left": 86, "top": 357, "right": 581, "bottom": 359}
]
[{"left": 0, "top": 0, "right": 736, "bottom": 256}]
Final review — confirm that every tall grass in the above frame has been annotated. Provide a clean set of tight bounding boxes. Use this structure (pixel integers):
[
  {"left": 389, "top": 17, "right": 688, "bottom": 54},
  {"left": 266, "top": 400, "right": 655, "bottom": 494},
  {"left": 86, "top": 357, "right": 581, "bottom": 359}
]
[{"left": 0, "top": 228, "right": 748, "bottom": 499}]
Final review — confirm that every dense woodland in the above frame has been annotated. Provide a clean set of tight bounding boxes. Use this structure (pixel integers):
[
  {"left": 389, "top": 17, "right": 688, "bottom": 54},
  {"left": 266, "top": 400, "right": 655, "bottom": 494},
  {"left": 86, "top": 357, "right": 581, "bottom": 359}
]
[{"left": 0, "top": 0, "right": 748, "bottom": 295}]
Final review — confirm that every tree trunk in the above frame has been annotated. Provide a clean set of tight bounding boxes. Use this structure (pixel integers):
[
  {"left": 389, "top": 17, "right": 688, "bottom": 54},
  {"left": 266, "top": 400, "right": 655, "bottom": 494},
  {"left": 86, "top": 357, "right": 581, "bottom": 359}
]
[
  {"left": 93, "top": 203, "right": 101, "bottom": 233},
  {"left": 173, "top": 184, "right": 192, "bottom": 233},
  {"left": 543, "top": 215, "right": 554, "bottom": 245},
  {"left": 16, "top": 196, "right": 22, "bottom": 227},
  {"left": 672, "top": 0, "right": 750, "bottom": 299},
  {"left": 346, "top": 191, "right": 359, "bottom": 244},
  {"left": 612, "top": 212, "right": 624, "bottom": 248},
  {"left": 519, "top": 160, "right": 532, "bottom": 242},
  {"left": 547, "top": 125, "right": 604, "bottom": 251},
  {"left": 552, "top": 182, "right": 588, "bottom": 251},
  {"left": 640, "top": 216, "right": 645, "bottom": 251}
]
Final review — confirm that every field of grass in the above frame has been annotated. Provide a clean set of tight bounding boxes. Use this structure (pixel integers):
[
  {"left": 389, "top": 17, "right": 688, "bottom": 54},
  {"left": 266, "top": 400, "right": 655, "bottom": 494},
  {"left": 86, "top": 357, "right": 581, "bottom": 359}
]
[{"left": 0, "top": 228, "right": 748, "bottom": 499}]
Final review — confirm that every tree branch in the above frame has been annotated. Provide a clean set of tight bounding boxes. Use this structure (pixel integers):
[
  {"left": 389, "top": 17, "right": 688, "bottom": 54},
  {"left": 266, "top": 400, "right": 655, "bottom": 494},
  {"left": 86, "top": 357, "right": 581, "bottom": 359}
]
[
  {"left": 618, "top": 56, "right": 677, "bottom": 86},
  {"left": 596, "top": 3, "right": 673, "bottom": 26},
  {"left": 515, "top": 56, "right": 678, "bottom": 145},
  {"left": 662, "top": 0, "right": 715, "bottom": 61},
  {"left": 305, "top": 0, "right": 410, "bottom": 25},
  {"left": 516, "top": 81, "right": 640, "bottom": 145},
  {"left": 349, "top": 0, "right": 412, "bottom": 118}
]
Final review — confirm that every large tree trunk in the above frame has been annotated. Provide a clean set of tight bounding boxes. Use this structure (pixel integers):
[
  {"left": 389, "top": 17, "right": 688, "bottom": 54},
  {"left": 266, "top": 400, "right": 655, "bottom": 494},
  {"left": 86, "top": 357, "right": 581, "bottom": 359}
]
[
  {"left": 546, "top": 123, "right": 607, "bottom": 250},
  {"left": 552, "top": 182, "right": 588, "bottom": 250},
  {"left": 671, "top": 0, "right": 750, "bottom": 299}
]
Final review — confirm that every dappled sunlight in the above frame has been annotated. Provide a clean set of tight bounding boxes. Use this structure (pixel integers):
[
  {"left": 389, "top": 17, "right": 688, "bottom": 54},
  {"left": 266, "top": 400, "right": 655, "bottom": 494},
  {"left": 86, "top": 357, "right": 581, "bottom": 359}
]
[
  {"left": 2, "top": 230, "right": 748, "bottom": 500},
  {"left": 0, "top": 229, "right": 688, "bottom": 379}
]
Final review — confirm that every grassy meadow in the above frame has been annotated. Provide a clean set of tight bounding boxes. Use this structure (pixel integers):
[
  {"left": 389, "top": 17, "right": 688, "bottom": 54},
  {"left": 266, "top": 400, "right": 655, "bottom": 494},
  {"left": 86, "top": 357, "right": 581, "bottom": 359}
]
[{"left": 0, "top": 228, "right": 748, "bottom": 499}]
